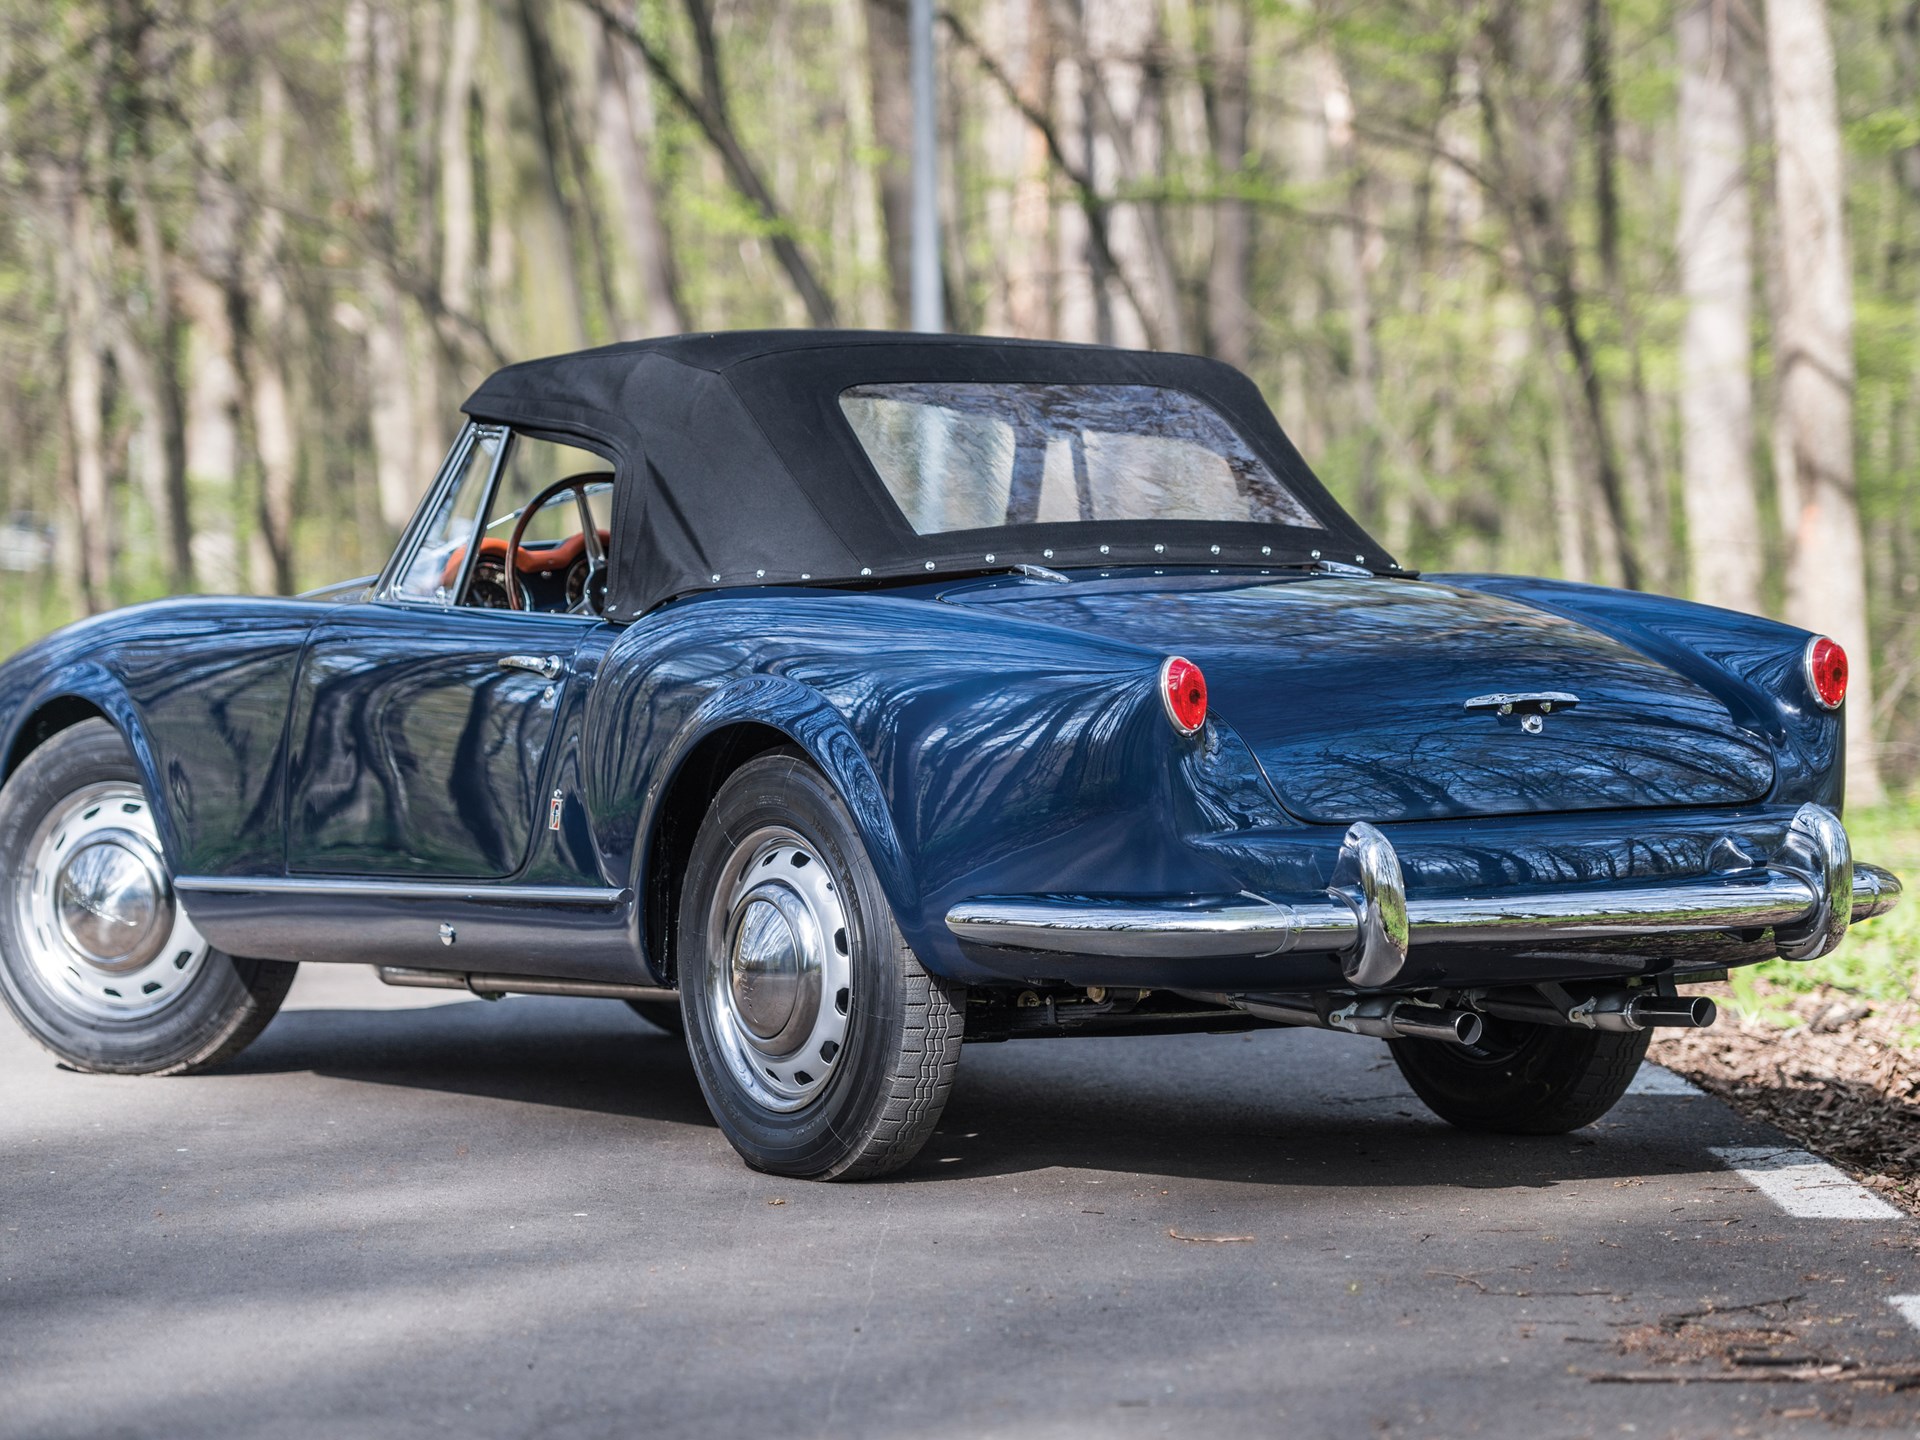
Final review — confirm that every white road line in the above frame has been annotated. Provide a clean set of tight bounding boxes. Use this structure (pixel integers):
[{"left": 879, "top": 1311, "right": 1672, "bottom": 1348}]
[
  {"left": 1710, "top": 1146, "right": 1904, "bottom": 1220},
  {"left": 1890, "top": 1296, "right": 1920, "bottom": 1335},
  {"left": 1626, "top": 1064, "right": 1703, "bottom": 1097}
]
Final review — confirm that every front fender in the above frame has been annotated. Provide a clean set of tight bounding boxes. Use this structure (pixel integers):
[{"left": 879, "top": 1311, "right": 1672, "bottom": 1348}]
[{"left": 0, "top": 658, "right": 178, "bottom": 863}]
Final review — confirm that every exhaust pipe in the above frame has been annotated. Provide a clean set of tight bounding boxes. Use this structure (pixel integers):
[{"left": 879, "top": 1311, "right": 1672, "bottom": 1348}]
[
  {"left": 1477, "top": 989, "right": 1717, "bottom": 1033},
  {"left": 1598, "top": 992, "right": 1718, "bottom": 1032},
  {"left": 1210, "top": 992, "right": 1484, "bottom": 1047}
]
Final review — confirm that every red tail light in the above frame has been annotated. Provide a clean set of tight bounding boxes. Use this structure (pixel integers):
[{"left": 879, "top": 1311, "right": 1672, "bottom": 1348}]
[
  {"left": 1161, "top": 656, "right": 1208, "bottom": 734},
  {"left": 1804, "top": 636, "right": 1847, "bottom": 710}
]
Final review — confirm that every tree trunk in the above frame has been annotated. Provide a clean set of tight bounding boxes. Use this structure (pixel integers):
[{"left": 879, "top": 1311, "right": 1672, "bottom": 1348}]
[
  {"left": 177, "top": 144, "right": 245, "bottom": 592},
  {"left": 1676, "top": 0, "right": 1764, "bottom": 615},
  {"left": 864, "top": 0, "right": 914, "bottom": 326},
  {"left": 523, "top": 0, "right": 621, "bottom": 338},
  {"left": 57, "top": 181, "right": 112, "bottom": 612},
  {"left": 247, "top": 65, "right": 298, "bottom": 595},
  {"left": 438, "top": 0, "right": 483, "bottom": 343},
  {"left": 1318, "top": 41, "right": 1382, "bottom": 526},
  {"left": 484, "top": 0, "right": 589, "bottom": 356},
  {"left": 584, "top": 6, "right": 686, "bottom": 336},
  {"left": 348, "top": 0, "right": 428, "bottom": 534},
  {"left": 1586, "top": 0, "right": 1673, "bottom": 589},
  {"left": 1274, "top": 14, "right": 1327, "bottom": 459},
  {"left": 1766, "top": 0, "right": 1882, "bottom": 801},
  {"left": 131, "top": 175, "right": 195, "bottom": 593},
  {"left": 1202, "top": 0, "right": 1251, "bottom": 368},
  {"left": 1075, "top": 0, "right": 1181, "bottom": 348},
  {"left": 1480, "top": 0, "right": 1639, "bottom": 588}
]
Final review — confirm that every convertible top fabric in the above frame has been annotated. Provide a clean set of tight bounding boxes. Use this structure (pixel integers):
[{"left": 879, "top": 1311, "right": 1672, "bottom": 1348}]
[{"left": 461, "top": 331, "right": 1393, "bottom": 620}]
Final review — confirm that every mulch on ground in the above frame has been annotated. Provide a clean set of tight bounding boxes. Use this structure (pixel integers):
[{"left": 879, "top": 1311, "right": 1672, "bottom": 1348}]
[{"left": 1650, "top": 980, "right": 1920, "bottom": 1220}]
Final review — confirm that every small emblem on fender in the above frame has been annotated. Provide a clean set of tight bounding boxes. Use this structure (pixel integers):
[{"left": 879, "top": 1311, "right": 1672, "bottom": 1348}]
[
  {"left": 548, "top": 790, "right": 565, "bottom": 831},
  {"left": 1463, "top": 691, "right": 1579, "bottom": 734}
]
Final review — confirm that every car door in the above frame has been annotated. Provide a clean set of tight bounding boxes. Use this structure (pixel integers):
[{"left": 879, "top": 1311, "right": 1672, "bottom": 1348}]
[{"left": 283, "top": 425, "right": 613, "bottom": 880}]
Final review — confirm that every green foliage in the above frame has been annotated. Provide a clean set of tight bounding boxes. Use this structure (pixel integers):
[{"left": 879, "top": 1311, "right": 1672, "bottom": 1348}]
[{"left": 1727, "top": 799, "right": 1920, "bottom": 1012}]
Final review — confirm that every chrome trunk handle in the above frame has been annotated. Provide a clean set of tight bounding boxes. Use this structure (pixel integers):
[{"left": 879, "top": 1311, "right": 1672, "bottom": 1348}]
[{"left": 498, "top": 653, "right": 564, "bottom": 680}]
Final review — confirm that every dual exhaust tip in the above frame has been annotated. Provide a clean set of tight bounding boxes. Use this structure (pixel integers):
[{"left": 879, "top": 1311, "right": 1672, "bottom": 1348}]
[{"left": 1215, "top": 987, "right": 1718, "bottom": 1048}]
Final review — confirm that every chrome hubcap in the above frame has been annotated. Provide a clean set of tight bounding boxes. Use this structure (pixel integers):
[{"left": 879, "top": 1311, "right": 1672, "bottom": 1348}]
[
  {"left": 56, "top": 830, "right": 171, "bottom": 968},
  {"left": 706, "top": 827, "right": 852, "bottom": 1112},
  {"left": 17, "top": 783, "right": 209, "bottom": 1021}
]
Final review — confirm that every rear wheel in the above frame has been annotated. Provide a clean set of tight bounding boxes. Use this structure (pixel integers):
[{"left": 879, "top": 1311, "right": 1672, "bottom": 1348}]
[
  {"left": 1389, "top": 1017, "right": 1649, "bottom": 1134},
  {"left": 0, "top": 719, "right": 296, "bottom": 1075},
  {"left": 679, "top": 751, "right": 962, "bottom": 1180}
]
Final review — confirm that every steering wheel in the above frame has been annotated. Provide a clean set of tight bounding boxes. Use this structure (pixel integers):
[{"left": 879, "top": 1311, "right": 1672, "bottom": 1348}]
[{"left": 503, "top": 472, "right": 612, "bottom": 614}]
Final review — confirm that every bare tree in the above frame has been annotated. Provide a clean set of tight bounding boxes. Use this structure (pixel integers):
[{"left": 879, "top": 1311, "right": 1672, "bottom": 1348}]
[
  {"left": 579, "top": 0, "right": 839, "bottom": 326},
  {"left": 864, "top": 0, "right": 914, "bottom": 325},
  {"left": 1766, "top": 0, "right": 1882, "bottom": 801},
  {"left": 1201, "top": 0, "right": 1251, "bottom": 369},
  {"left": 584, "top": 7, "right": 685, "bottom": 335},
  {"left": 54, "top": 172, "right": 112, "bottom": 611},
  {"left": 245, "top": 65, "right": 298, "bottom": 595},
  {"left": 1677, "top": 0, "right": 1763, "bottom": 615}
]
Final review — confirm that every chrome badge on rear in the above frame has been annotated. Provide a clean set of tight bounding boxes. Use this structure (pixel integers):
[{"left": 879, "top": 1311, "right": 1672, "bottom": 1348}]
[{"left": 1464, "top": 691, "right": 1580, "bottom": 734}]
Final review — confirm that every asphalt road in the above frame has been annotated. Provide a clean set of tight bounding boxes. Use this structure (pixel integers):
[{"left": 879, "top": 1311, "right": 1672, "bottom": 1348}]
[{"left": 5, "top": 965, "right": 1920, "bottom": 1439}]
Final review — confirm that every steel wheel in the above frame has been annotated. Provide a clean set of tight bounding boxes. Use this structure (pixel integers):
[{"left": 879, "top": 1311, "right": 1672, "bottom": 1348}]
[
  {"left": 679, "top": 751, "right": 962, "bottom": 1179},
  {"left": 0, "top": 719, "right": 296, "bottom": 1075},
  {"left": 704, "top": 825, "right": 853, "bottom": 1113},
  {"left": 15, "top": 780, "right": 210, "bottom": 1024}
]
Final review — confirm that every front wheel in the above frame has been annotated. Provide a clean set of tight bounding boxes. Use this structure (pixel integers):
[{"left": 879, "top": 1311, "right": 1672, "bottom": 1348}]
[
  {"left": 1389, "top": 1017, "right": 1649, "bottom": 1135},
  {"left": 0, "top": 719, "right": 296, "bottom": 1075},
  {"left": 679, "top": 751, "right": 962, "bottom": 1180}
]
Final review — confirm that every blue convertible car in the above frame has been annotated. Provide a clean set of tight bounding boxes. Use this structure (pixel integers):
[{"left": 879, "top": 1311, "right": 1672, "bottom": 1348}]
[{"left": 0, "top": 332, "right": 1901, "bottom": 1178}]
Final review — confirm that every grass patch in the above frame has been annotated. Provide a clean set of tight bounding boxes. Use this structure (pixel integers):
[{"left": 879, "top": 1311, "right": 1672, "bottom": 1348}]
[{"left": 1719, "top": 797, "right": 1919, "bottom": 1027}]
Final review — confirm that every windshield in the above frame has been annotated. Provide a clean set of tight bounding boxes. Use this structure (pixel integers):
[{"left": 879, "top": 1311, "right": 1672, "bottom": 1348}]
[
  {"left": 839, "top": 382, "right": 1323, "bottom": 535},
  {"left": 484, "top": 479, "right": 613, "bottom": 537}
]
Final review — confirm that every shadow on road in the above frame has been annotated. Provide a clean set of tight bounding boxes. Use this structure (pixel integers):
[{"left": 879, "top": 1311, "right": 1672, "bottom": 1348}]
[
  {"left": 219, "top": 998, "right": 718, "bottom": 1130},
  {"left": 213, "top": 997, "right": 1734, "bottom": 1195}
]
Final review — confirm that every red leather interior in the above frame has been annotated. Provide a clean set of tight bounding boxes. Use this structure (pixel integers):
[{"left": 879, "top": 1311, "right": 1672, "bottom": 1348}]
[{"left": 439, "top": 531, "right": 608, "bottom": 589}]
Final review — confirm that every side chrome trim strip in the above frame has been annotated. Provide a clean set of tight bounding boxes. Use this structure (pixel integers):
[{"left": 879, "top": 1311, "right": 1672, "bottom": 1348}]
[
  {"left": 376, "top": 966, "right": 673, "bottom": 1001},
  {"left": 175, "top": 875, "right": 630, "bottom": 906}
]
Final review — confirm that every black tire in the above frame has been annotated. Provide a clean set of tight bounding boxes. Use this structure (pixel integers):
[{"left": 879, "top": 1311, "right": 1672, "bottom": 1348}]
[
  {"left": 679, "top": 750, "right": 963, "bottom": 1180},
  {"left": 1389, "top": 1017, "right": 1650, "bottom": 1134},
  {"left": 0, "top": 719, "right": 297, "bottom": 1075},
  {"left": 625, "top": 996, "right": 685, "bottom": 1036}
]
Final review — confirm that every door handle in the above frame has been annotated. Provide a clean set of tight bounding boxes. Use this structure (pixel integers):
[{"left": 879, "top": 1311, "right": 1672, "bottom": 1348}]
[{"left": 499, "top": 653, "right": 564, "bottom": 680}]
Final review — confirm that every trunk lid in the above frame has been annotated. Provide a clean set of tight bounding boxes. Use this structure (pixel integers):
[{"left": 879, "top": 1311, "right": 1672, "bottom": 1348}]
[{"left": 943, "top": 574, "right": 1774, "bottom": 824}]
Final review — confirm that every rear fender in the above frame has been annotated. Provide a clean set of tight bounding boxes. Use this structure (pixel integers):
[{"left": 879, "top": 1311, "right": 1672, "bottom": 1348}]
[{"left": 600, "top": 658, "right": 1285, "bottom": 987}]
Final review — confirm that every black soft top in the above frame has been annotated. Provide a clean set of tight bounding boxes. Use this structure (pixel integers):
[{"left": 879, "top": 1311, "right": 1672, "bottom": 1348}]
[{"left": 462, "top": 330, "right": 1391, "bottom": 620}]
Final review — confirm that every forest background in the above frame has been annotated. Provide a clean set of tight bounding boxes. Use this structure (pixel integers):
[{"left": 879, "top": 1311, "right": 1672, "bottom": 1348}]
[{"left": 0, "top": 0, "right": 1915, "bottom": 812}]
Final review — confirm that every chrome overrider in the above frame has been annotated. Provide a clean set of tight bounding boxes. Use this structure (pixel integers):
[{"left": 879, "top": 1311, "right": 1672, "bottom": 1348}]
[{"left": 943, "top": 802, "right": 1902, "bottom": 990}]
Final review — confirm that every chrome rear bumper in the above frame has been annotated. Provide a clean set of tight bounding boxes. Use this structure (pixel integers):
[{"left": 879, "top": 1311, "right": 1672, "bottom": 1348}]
[{"left": 943, "top": 803, "right": 1901, "bottom": 990}]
